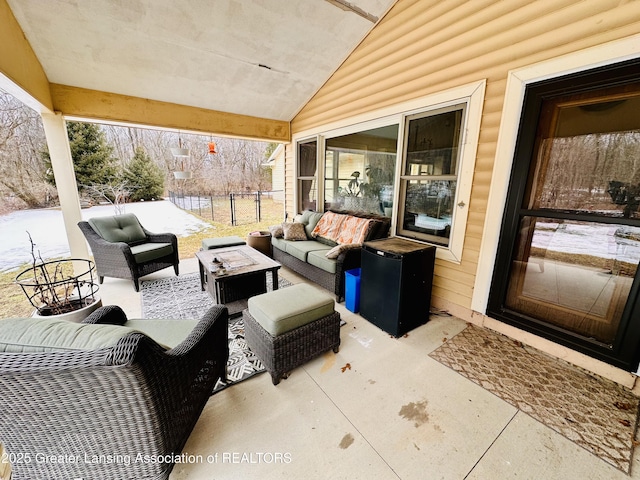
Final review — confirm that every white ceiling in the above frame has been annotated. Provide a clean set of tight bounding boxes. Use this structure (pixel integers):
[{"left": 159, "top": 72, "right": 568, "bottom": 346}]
[{"left": 7, "top": 0, "right": 396, "bottom": 121}]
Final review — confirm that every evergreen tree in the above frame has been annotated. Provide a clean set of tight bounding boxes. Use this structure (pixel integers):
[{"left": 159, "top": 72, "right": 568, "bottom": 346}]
[
  {"left": 264, "top": 142, "right": 279, "bottom": 160},
  {"left": 123, "top": 146, "right": 165, "bottom": 201},
  {"left": 44, "top": 121, "right": 118, "bottom": 191}
]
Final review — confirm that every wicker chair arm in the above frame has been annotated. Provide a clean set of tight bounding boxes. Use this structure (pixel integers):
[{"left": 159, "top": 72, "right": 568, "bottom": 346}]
[
  {"left": 167, "top": 305, "right": 229, "bottom": 358},
  {"left": 143, "top": 228, "right": 178, "bottom": 245},
  {"left": 334, "top": 247, "right": 364, "bottom": 300},
  {"left": 82, "top": 305, "right": 128, "bottom": 325},
  {"left": 337, "top": 246, "right": 363, "bottom": 269}
]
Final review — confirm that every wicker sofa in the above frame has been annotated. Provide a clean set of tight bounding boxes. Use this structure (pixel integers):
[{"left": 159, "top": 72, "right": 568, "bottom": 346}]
[
  {"left": 0, "top": 305, "right": 229, "bottom": 480},
  {"left": 271, "top": 209, "right": 390, "bottom": 301}
]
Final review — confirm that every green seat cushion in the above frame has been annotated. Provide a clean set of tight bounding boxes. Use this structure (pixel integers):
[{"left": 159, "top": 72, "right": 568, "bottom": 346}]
[
  {"left": 247, "top": 284, "right": 335, "bottom": 336},
  {"left": 88, "top": 214, "right": 147, "bottom": 244},
  {"left": 284, "top": 240, "right": 332, "bottom": 262},
  {"left": 271, "top": 236, "right": 287, "bottom": 252},
  {"left": 125, "top": 319, "right": 198, "bottom": 349},
  {"left": 129, "top": 242, "right": 173, "bottom": 264},
  {"left": 0, "top": 317, "right": 139, "bottom": 353},
  {"left": 307, "top": 250, "right": 337, "bottom": 274},
  {"left": 201, "top": 236, "right": 246, "bottom": 250}
]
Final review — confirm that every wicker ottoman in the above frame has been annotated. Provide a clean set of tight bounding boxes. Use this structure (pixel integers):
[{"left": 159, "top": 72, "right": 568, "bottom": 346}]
[
  {"left": 201, "top": 236, "right": 246, "bottom": 250},
  {"left": 243, "top": 284, "right": 341, "bottom": 385}
]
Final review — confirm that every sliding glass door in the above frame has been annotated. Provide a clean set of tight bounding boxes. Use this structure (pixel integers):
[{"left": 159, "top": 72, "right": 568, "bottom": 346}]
[{"left": 489, "top": 61, "right": 640, "bottom": 370}]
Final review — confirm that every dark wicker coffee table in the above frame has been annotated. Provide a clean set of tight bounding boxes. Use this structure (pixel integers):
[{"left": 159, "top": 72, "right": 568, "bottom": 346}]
[{"left": 196, "top": 245, "right": 281, "bottom": 317}]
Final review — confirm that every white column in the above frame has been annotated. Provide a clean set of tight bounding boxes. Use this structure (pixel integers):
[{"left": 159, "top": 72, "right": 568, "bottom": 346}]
[{"left": 40, "top": 112, "right": 89, "bottom": 261}]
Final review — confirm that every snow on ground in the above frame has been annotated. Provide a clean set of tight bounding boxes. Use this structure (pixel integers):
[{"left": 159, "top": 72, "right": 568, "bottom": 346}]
[
  {"left": 1, "top": 200, "right": 210, "bottom": 272},
  {"left": 3, "top": 200, "right": 640, "bottom": 273},
  {"left": 532, "top": 222, "right": 640, "bottom": 265}
]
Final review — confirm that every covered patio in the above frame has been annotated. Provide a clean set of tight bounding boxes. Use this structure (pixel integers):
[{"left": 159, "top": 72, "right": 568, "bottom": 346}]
[{"left": 4, "top": 0, "right": 640, "bottom": 478}]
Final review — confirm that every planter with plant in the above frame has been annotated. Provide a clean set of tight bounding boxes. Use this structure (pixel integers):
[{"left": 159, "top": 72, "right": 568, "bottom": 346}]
[{"left": 15, "top": 235, "right": 101, "bottom": 322}]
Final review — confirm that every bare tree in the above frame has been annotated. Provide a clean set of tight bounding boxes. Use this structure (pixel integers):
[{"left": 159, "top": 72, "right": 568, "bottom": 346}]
[
  {"left": 0, "top": 91, "right": 53, "bottom": 209},
  {"left": 82, "top": 181, "right": 135, "bottom": 214},
  {"left": 0, "top": 88, "right": 273, "bottom": 214}
]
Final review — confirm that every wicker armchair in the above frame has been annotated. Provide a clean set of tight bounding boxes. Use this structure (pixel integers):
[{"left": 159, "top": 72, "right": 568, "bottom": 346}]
[
  {"left": 0, "top": 305, "right": 229, "bottom": 480},
  {"left": 78, "top": 213, "right": 179, "bottom": 291}
]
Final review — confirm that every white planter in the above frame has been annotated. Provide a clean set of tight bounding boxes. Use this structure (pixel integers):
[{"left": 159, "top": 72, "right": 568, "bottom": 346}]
[
  {"left": 173, "top": 171, "right": 193, "bottom": 179},
  {"left": 32, "top": 297, "right": 103, "bottom": 323},
  {"left": 170, "top": 147, "right": 190, "bottom": 157}
]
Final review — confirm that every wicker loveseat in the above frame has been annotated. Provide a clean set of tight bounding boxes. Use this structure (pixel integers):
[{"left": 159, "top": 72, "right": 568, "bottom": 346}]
[
  {"left": 78, "top": 213, "right": 179, "bottom": 291},
  {"left": 0, "top": 305, "right": 229, "bottom": 480},
  {"left": 271, "top": 209, "right": 390, "bottom": 301}
]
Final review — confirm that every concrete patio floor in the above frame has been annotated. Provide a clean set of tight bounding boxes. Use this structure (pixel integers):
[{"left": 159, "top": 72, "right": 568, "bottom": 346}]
[{"left": 99, "top": 257, "right": 640, "bottom": 480}]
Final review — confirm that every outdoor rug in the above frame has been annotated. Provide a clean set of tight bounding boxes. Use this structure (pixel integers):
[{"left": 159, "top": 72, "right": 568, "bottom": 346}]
[
  {"left": 429, "top": 324, "right": 640, "bottom": 473},
  {"left": 140, "top": 272, "right": 291, "bottom": 393}
]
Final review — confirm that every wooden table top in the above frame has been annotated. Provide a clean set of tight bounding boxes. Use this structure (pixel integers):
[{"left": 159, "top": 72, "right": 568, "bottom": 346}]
[{"left": 196, "top": 245, "right": 280, "bottom": 279}]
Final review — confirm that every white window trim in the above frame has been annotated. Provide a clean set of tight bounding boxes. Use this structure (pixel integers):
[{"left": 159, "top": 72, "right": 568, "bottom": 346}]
[
  {"left": 396, "top": 103, "right": 467, "bottom": 256},
  {"left": 472, "top": 34, "right": 640, "bottom": 314},
  {"left": 294, "top": 136, "right": 322, "bottom": 214},
  {"left": 293, "top": 80, "right": 486, "bottom": 264}
]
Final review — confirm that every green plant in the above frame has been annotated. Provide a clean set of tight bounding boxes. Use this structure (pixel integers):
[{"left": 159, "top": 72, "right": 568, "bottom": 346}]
[
  {"left": 124, "top": 146, "right": 165, "bottom": 201},
  {"left": 340, "top": 171, "right": 363, "bottom": 197}
]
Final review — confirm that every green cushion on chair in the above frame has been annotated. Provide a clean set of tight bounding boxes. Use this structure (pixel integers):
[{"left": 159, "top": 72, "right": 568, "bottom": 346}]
[
  {"left": 247, "top": 283, "right": 335, "bottom": 336},
  {"left": 129, "top": 242, "right": 174, "bottom": 264},
  {"left": 125, "top": 319, "right": 198, "bottom": 349},
  {"left": 88, "top": 214, "right": 147, "bottom": 244},
  {"left": 0, "top": 317, "right": 139, "bottom": 353},
  {"left": 201, "top": 236, "right": 246, "bottom": 250}
]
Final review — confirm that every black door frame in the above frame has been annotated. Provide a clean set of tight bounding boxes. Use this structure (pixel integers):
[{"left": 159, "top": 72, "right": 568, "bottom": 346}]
[{"left": 487, "top": 58, "right": 640, "bottom": 371}]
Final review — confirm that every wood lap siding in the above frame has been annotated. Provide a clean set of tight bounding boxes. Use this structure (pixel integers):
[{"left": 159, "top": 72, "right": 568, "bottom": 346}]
[{"left": 288, "top": 0, "right": 640, "bottom": 309}]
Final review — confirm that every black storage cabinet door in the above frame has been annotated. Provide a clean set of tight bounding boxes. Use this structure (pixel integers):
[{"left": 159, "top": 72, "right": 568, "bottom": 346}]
[{"left": 359, "top": 238, "right": 435, "bottom": 337}]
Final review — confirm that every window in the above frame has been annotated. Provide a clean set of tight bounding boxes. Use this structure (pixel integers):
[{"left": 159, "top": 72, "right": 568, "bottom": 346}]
[
  {"left": 297, "top": 139, "right": 317, "bottom": 212},
  {"left": 397, "top": 105, "right": 466, "bottom": 246},
  {"left": 293, "top": 80, "right": 485, "bottom": 262},
  {"left": 324, "top": 125, "right": 398, "bottom": 215}
]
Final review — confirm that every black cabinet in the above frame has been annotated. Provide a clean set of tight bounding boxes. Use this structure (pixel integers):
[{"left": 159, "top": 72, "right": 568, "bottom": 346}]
[{"left": 359, "top": 237, "right": 435, "bottom": 337}]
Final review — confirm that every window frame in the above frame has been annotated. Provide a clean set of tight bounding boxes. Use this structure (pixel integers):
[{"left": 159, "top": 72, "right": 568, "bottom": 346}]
[
  {"left": 295, "top": 137, "right": 322, "bottom": 213},
  {"left": 486, "top": 58, "right": 640, "bottom": 371},
  {"left": 396, "top": 103, "right": 468, "bottom": 250},
  {"left": 472, "top": 37, "right": 640, "bottom": 316},
  {"left": 292, "top": 80, "right": 486, "bottom": 263}
]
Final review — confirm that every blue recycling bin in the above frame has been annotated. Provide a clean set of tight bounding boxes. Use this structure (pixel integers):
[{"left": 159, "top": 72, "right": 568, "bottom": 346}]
[{"left": 345, "top": 268, "right": 361, "bottom": 313}]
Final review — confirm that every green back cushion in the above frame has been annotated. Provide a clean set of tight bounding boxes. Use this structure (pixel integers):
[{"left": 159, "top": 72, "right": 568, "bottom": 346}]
[
  {"left": 0, "top": 317, "right": 139, "bottom": 353},
  {"left": 88, "top": 214, "right": 147, "bottom": 244},
  {"left": 303, "top": 211, "right": 324, "bottom": 238},
  {"left": 293, "top": 211, "right": 325, "bottom": 239}
]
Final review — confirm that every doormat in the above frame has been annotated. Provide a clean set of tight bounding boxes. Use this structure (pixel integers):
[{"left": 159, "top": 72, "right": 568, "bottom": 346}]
[{"left": 429, "top": 324, "right": 640, "bottom": 473}]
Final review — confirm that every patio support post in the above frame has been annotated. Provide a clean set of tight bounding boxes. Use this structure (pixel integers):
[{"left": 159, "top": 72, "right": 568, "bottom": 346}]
[{"left": 40, "top": 112, "right": 90, "bottom": 265}]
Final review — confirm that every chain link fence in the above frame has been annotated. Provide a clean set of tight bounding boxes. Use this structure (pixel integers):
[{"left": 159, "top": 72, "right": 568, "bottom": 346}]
[{"left": 168, "top": 190, "right": 284, "bottom": 226}]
